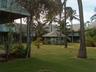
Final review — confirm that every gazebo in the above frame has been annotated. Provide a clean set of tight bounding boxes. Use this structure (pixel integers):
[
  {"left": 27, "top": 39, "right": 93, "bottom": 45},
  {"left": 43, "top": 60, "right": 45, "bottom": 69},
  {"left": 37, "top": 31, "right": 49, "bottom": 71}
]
[{"left": 42, "top": 31, "right": 66, "bottom": 45}]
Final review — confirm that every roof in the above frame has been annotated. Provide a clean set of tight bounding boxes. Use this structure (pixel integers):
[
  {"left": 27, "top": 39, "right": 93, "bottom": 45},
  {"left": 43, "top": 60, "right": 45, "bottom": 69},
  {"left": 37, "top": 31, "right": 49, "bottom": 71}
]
[
  {"left": 68, "top": 32, "right": 80, "bottom": 37},
  {"left": 42, "top": 31, "right": 65, "bottom": 37},
  {"left": 0, "top": 0, "right": 30, "bottom": 16}
]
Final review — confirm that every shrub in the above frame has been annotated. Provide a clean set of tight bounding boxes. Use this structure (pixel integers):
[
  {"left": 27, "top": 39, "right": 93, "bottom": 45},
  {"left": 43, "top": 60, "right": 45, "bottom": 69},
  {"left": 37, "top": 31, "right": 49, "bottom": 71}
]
[
  {"left": 11, "top": 44, "right": 26, "bottom": 58},
  {"left": 86, "top": 28, "right": 96, "bottom": 47}
]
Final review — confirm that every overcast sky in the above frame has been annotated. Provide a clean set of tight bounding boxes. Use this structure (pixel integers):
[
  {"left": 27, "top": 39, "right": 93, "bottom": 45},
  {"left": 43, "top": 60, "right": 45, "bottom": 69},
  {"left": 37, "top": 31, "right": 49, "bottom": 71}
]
[{"left": 67, "top": 0, "right": 96, "bottom": 24}]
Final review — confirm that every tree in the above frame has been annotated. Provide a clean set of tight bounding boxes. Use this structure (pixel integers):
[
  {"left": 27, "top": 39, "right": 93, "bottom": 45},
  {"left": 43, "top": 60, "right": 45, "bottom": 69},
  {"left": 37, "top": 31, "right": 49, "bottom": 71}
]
[
  {"left": 63, "top": 0, "right": 68, "bottom": 48},
  {"left": 19, "top": 18, "right": 23, "bottom": 46},
  {"left": 5, "top": 23, "right": 14, "bottom": 61},
  {"left": 34, "top": 20, "right": 49, "bottom": 49},
  {"left": 5, "top": 1, "right": 14, "bottom": 61},
  {"left": 77, "top": 0, "right": 87, "bottom": 58},
  {"left": 16, "top": 0, "right": 60, "bottom": 58},
  {"left": 86, "top": 28, "right": 96, "bottom": 47},
  {"left": 57, "top": 0, "right": 68, "bottom": 48}
]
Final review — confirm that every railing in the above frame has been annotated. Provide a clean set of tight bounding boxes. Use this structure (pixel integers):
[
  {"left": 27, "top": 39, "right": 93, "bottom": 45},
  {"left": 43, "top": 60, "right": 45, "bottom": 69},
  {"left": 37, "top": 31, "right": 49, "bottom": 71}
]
[{"left": 0, "top": 23, "right": 16, "bottom": 32}]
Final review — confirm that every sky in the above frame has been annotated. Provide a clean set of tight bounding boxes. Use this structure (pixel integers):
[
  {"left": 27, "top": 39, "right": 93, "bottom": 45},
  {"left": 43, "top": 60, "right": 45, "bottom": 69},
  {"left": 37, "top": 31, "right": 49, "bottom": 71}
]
[
  {"left": 15, "top": 0, "right": 96, "bottom": 24},
  {"left": 67, "top": 0, "right": 96, "bottom": 24}
]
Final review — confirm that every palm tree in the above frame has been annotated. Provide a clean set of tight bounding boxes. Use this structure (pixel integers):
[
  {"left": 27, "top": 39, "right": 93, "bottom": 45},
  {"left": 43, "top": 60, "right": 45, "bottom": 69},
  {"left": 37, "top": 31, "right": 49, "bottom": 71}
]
[
  {"left": 77, "top": 0, "right": 87, "bottom": 58},
  {"left": 35, "top": 20, "right": 49, "bottom": 48}
]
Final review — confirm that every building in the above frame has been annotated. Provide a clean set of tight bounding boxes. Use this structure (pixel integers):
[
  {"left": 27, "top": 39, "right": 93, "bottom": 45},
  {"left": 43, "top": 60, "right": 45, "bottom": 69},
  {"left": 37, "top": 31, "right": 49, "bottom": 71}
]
[
  {"left": 0, "top": 0, "right": 30, "bottom": 43},
  {"left": 68, "top": 31, "right": 80, "bottom": 42},
  {"left": 0, "top": 0, "right": 30, "bottom": 23}
]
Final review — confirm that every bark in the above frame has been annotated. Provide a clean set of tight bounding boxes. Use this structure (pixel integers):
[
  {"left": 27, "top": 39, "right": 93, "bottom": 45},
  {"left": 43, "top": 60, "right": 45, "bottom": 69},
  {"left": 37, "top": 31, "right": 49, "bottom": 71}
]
[
  {"left": 26, "top": 16, "right": 32, "bottom": 58},
  {"left": 5, "top": 40, "right": 9, "bottom": 61},
  {"left": 64, "top": 0, "right": 68, "bottom": 48},
  {"left": 19, "top": 18, "right": 22, "bottom": 46},
  {"left": 71, "top": 20, "right": 74, "bottom": 43},
  {"left": 77, "top": 0, "right": 87, "bottom": 58}
]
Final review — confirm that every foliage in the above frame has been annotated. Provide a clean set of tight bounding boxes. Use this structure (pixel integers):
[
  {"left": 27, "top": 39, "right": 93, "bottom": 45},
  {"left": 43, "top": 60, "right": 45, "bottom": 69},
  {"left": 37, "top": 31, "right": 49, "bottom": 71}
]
[
  {"left": 33, "top": 21, "right": 48, "bottom": 38},
  {"left": 34, "top": 37, "right": 42, "bottom": 49},
  {"left": 16, "top": 0, "right": 60, "bottom": 19},
  {"left": 16, "top": 0, "right": 61, "bottom": 55},
  {"left": 91, "top": 14, "right": 96, "bottom": 21},
  {"left": 11, "top": 44, "right": 26, "bottom": 58},
  {"left": 86, "top": 28, "right": 96, "bottom": 47}
]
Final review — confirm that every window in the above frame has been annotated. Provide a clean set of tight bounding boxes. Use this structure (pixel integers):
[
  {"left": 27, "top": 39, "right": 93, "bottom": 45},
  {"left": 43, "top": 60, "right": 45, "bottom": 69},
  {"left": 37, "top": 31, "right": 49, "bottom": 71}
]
[{"left": 1, "top": 0, "right": 7, "bottom": 8}]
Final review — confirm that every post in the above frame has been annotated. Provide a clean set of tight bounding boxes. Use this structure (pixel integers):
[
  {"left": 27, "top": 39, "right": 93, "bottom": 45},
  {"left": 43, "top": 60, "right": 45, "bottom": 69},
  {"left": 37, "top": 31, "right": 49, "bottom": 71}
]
[{"left": 19, "top": 18, "right": 22, "bottom": 45}]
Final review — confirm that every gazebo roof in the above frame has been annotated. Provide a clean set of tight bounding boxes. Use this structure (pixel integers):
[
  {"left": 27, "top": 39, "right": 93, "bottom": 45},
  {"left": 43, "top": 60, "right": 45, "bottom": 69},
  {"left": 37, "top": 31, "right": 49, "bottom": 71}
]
[
  {"left": 68, "top": 32, "right": 80, "bottom": 37},
  {"left": 42, "top": 31, "right": 65, "bottom": 37}
]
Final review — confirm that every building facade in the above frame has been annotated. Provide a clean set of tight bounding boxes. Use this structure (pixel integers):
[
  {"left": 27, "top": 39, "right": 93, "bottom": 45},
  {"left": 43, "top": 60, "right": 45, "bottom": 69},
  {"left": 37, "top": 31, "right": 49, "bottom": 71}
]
[{"left": 0, "top": 0, "right": 30, "bottom": 43}]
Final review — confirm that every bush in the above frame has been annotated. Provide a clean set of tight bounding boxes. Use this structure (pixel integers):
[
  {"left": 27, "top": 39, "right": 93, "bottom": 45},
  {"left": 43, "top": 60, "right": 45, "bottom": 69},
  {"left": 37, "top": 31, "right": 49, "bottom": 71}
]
[
  {"left": 34, "top": 37, "right": 42, "bottom": 49},
  {"left": 86, "top": 28, "right": 96, "bottom": 47},
  {"left": 11, "top": 44, "right": 26, "bottom": 58}
]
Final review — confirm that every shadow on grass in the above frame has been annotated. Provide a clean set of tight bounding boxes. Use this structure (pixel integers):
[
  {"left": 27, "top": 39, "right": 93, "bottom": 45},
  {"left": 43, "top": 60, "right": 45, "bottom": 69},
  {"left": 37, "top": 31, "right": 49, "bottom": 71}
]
[
  {"left": 0, "top": 57, "right": 64, "bottom": 72},
  {"left": 0, "top": 57, "right": 96, "bottom": 72}
]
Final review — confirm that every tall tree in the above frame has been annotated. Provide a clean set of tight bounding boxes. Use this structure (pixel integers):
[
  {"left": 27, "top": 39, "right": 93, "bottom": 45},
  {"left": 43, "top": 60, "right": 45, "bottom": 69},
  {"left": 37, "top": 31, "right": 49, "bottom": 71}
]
[
  {"left": 16, "top": 0, "right": 60, "bottom": 58},
  {"left": 63, "top": 0, "right": 68, "bottom": 48},
  {"left": 77, "top": 0, "right": 87, "bottom": 58}
]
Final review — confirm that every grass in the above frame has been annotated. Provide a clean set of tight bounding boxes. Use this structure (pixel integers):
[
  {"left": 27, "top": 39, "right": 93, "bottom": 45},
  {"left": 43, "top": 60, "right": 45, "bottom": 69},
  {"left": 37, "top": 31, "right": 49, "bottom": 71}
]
[{"left": 0, "top": 43, "right": 96, "bottom": 72}]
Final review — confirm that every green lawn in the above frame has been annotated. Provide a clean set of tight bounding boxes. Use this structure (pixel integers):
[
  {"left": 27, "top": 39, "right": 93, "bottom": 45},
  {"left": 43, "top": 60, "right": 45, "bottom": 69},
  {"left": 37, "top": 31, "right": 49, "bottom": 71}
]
[{"left": 0, "top": 43, "right": 96, "bottom": 72}]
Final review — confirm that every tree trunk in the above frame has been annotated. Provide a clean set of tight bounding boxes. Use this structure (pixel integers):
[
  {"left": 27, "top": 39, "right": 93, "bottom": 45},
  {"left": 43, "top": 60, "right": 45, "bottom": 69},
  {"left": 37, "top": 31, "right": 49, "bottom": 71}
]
[
  {"left": 64, "top": 0, "right": 68, "bottom": 48},
  {"left": 19, "top": 18, "right": 22, "bottom": 46},
  {"left": 71, "top": 20, "right": 74, "bottom": 43},
  {"left": 26, "top": 16, "right": 32, "bottom": 58},
  {"left": 5, "top": 39, "right": 9, "bottom": 61},
  {"left": 77, "top": 0, "right": 87, "bottom": 58}
]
